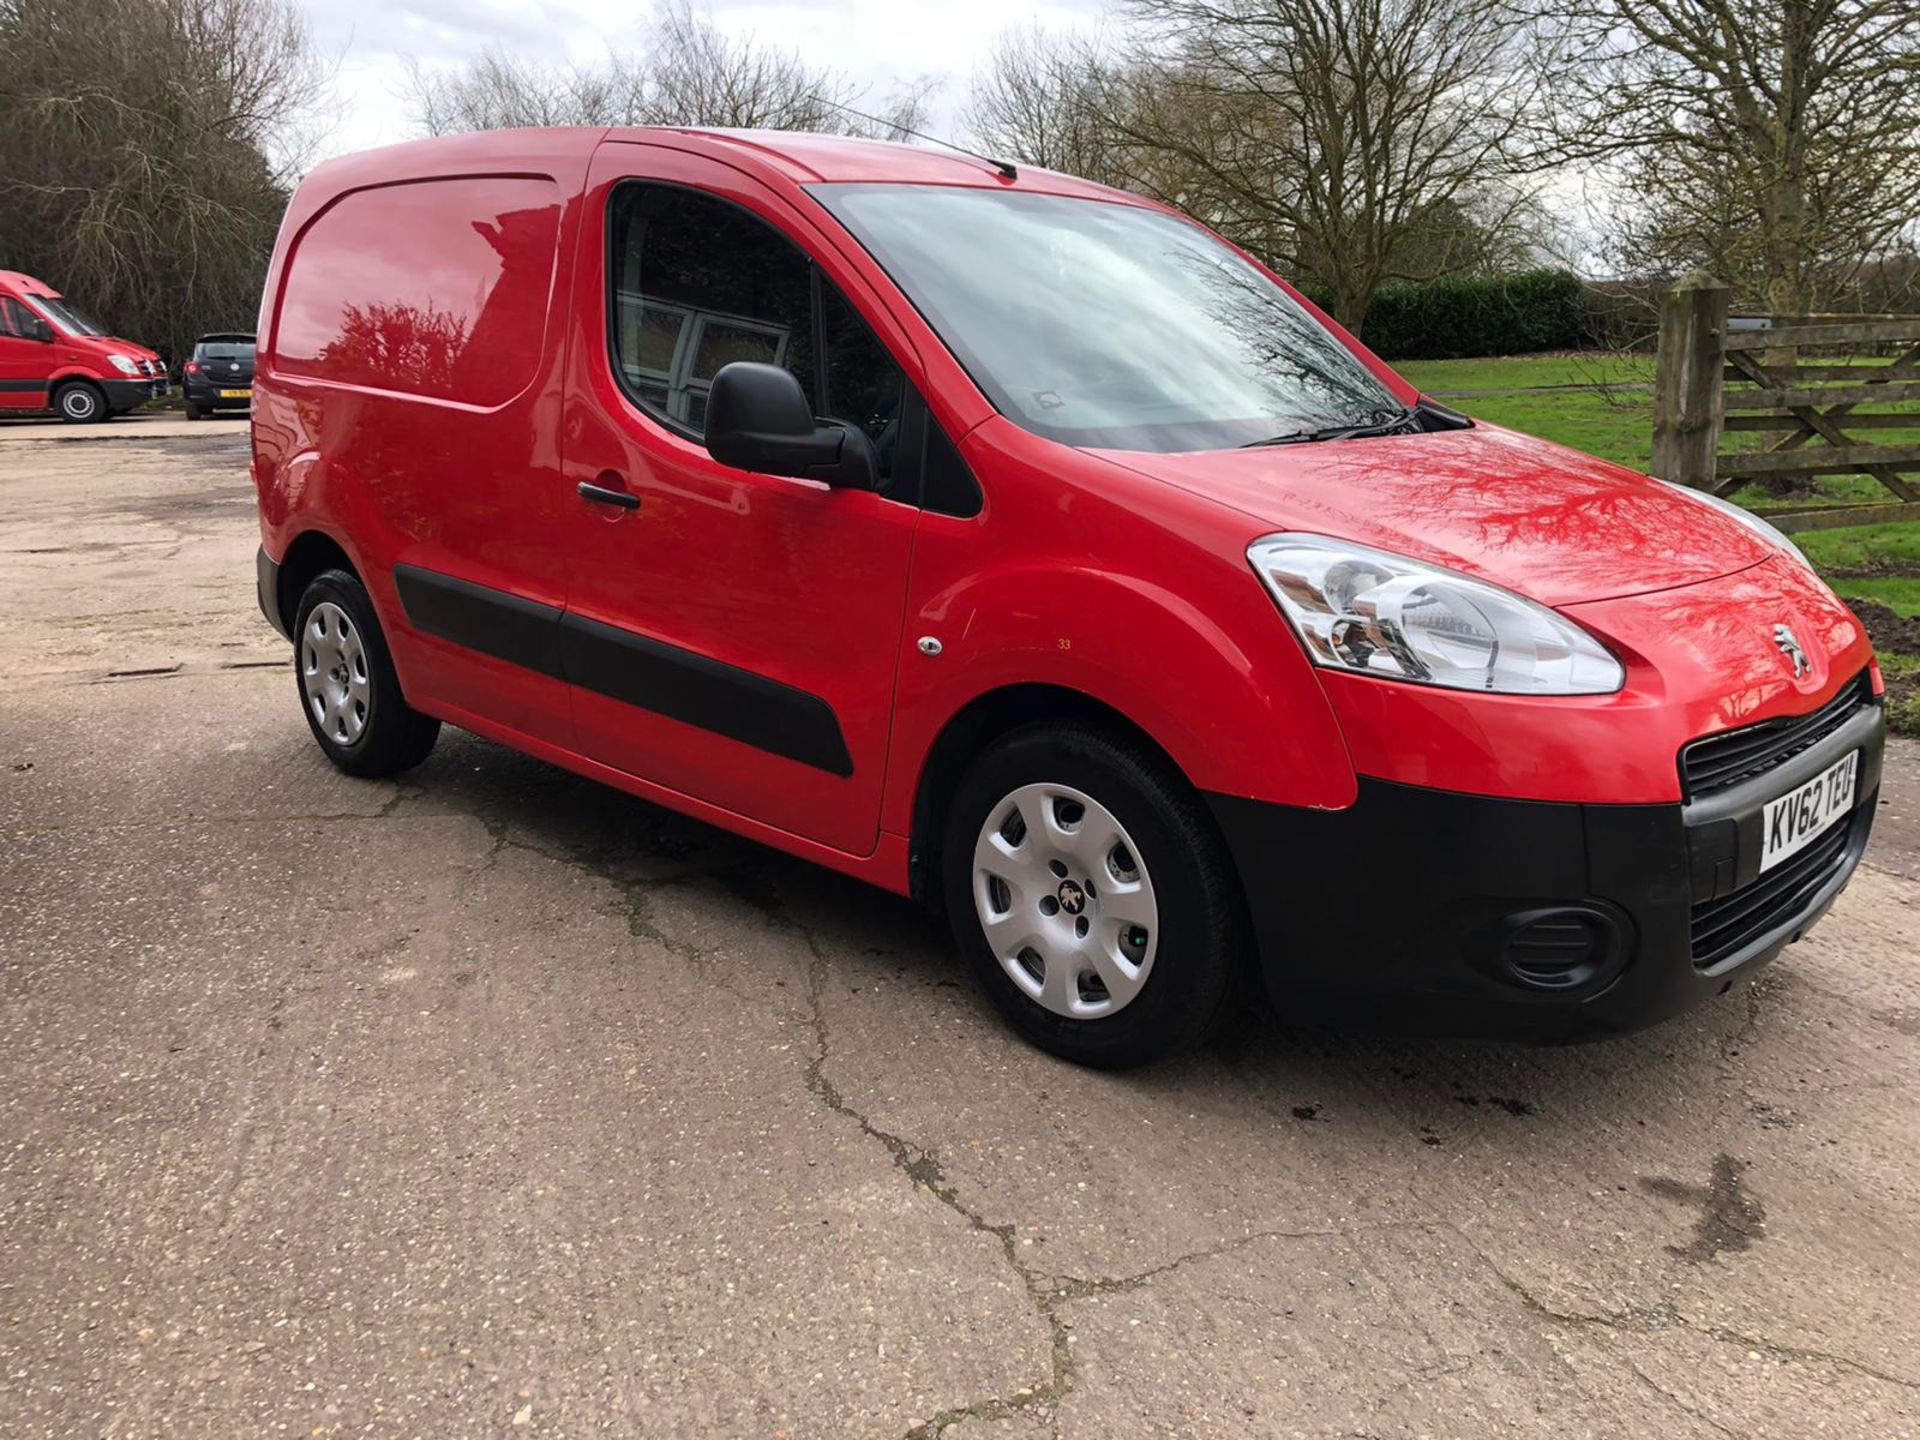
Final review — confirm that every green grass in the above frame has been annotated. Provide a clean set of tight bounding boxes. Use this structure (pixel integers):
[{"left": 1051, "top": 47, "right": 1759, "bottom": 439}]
[
  {"left": 1397, "top": 353, "right": 1655, "bottom": 393},
  {"left": 1793, "top": 522, "right": 1920, "bottom": 574},
  {"left": 1427, "top": 384, "right": 1657, "bottom": 470},
  {"left": 1820, "top": 576, "right": 1920, "bottom": 618}
]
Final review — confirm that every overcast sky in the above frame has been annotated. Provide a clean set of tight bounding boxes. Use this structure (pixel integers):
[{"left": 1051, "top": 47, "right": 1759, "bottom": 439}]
[{"left": 293, "top": 0, "right": 1108, "bottom": 165}]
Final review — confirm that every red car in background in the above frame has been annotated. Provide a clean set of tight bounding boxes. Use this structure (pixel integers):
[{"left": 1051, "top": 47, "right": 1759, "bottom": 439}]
[
  {"left": 248, "top": 128, "right": 1886, "bottom": 1066},
  {"left": 0, "top": 270, "right": 167, "bottom": 422}
]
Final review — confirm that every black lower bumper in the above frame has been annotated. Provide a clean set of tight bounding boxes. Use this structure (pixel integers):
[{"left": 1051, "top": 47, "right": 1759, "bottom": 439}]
[
  {"left": 1208, "top": 701, "right": 1885, "bottom": 1042},
  {"left": 101, "top": 377, "right": 166, "bottom": 412},
  {"left": 256, "top": 547, "right": 289, "bottom": 640}
]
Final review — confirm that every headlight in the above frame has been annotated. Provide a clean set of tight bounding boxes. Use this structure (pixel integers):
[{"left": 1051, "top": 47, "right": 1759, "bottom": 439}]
[
  {"left": 1247, "top": 534, "right": 1624, "bottom": 695},
  {"left": 108, "top": 353, "right": 139, "bottom": 375},
  {"left": 1653, "top": 479, "right": 1809, "bottom": 568}
]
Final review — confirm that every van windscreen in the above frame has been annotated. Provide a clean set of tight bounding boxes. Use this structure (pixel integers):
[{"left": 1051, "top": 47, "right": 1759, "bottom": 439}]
[
  {"left": 27, "top": 294, "right": 108, "bottom": 338},
  {"left": 812, "top": 186, "right": 1401, "bottom": 453}
]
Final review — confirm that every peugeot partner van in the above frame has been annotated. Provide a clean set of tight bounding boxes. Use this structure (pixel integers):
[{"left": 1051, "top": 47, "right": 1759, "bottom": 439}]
[
  {"left": 250, "top": 128, "right": 1885, "bottom": 1066},
  {"left": 0, "top": 271, "right": 166, "bottom": 421}
]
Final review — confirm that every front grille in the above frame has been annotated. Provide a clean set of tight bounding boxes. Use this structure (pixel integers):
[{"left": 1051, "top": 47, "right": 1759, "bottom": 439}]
[
  {"left": 1680, "top": 673, "right": 1871, "bottom": 800},
  {"left": 1690, "top": 820, "right": 1853, "bottom": 969}
]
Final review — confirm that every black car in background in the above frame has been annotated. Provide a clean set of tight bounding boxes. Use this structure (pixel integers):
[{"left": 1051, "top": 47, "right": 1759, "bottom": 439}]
[{"left": 182, "top": 333, "right": 255, "bottom": 419}]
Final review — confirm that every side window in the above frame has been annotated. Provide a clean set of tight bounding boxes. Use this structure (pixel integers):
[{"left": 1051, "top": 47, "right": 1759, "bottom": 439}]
[
  {"left": 608, "top": 183, "right": 906, "bottom": 482},
  {"left": 0, "top": 298, "right": 38, "bottom": 338},
  {"left": 610, "top": 184, "right": 814, "bottom": 432}
]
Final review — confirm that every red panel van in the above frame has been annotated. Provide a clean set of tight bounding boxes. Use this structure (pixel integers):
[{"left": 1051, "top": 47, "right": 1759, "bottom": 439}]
[
  {"left": 250, "top": 128, "right": 1885, "bottom": 1065},
  {"left": 0, "top": 271, "right": 167, "bottom": 421}
]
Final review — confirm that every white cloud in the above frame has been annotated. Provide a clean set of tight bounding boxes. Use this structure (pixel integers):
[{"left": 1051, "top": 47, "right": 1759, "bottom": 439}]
[{"left": 293, "top": 0, "right": 1107, "bottom": 166}]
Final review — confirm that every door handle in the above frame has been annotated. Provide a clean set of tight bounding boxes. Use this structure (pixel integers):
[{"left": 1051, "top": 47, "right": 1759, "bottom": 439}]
[{"left": 577, "top": 480, "right": 640, "bottom": 511}]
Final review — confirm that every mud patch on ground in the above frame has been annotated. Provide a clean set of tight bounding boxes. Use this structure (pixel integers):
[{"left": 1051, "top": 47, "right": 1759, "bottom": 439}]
[{"left": 1641, "top": 1154, "right": 1767, "bottom": 1263}]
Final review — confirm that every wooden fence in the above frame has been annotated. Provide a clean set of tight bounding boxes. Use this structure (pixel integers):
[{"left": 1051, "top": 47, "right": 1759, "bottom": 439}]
[{"left": 1650, "top": 273, "right": 1920, "bottom": 533}]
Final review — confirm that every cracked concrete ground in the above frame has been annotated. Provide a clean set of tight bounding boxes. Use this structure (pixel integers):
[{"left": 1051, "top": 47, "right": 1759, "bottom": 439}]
[{"left": 2, "top": 429, "right": 1917, "bottom": 1439}]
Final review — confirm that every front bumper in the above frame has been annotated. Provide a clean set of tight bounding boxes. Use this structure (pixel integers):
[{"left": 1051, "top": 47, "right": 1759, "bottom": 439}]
[
  {"left": 1208, "top": 697, "right": 1885, "bottom": 1041},
  {"left": 101, "top": 377, "right": 167, "bottom": 411}
]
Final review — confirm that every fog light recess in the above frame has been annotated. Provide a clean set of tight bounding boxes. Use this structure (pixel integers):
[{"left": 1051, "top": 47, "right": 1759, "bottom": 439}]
[{"left": 1499, "top": 908, "right": 1621, "bottom": 992}]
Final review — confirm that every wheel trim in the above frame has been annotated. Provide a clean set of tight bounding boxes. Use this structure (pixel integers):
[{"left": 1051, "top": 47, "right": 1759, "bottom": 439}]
[
  {"left": 300, "top": 601, "right": 370, "bottom": 745},
  {"left": 972, "top": 781, "right": 1159, "bottom": 1020},
  {"left": 61, "top": 388, "right": 97, "bottom": 419}
]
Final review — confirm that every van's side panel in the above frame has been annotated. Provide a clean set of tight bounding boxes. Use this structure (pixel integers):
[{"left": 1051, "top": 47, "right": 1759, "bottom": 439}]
[{"left": 253, "top": 132, "right": 598, "bottom": 749}]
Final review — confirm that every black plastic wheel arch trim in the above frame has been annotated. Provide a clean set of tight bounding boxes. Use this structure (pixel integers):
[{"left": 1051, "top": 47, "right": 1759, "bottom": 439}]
[{"left": 391, "top": 563, "right": 853, "bottom": 776}]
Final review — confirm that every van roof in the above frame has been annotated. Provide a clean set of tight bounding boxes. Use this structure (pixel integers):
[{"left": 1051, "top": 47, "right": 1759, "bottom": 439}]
[
  {"left": 0, "top": 271, "right": 58, "bottom": 294},
  {"left": 302, "top": 125, "right": 1138, "bottom": 207}
]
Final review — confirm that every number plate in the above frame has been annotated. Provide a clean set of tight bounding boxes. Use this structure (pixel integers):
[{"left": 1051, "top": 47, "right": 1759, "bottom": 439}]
[
  {"left": 1760, "top": 751, "right": 1858, "bottom": 873},
  {"left": 219, "top": 388, "right": 251, "bottom": 399}
]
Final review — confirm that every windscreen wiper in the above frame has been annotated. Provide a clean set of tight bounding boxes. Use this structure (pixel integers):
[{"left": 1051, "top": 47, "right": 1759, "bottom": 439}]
[{"left": 1241, "top": 410, "right": 1421, "bottom": 448}]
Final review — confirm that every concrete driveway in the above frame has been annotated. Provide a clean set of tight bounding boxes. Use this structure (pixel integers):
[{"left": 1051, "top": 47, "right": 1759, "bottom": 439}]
[{"left": 2, "top": 427, "right": 1916, "bottom": 1439}]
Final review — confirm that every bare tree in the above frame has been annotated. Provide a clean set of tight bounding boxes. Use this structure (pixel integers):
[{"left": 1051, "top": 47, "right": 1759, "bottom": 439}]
[
  {"left": 965, "top": 26, "right": 1128, "bottom": 183},
  {"left": 1106, "top": 0, "right": 1553, "bottom": 329},
  {"left": 0, "top": 0, "right": 325, "bottom": 359},
  {"left": 405, "top": 0, "right": 934, "bottom": 140},
  {"left": 1549, "top": 0, "right": 1920, "bottom": 316},
  {"left": 404, "top": 50, "right": 629, "bottom": 133},
  {"left": 966, "top": 5, "right": 1550, "bottom": 329}
]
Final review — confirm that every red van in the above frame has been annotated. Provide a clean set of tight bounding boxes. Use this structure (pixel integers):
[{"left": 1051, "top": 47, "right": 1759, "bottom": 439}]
[
  {"left": 250, "top": 128, "right": 1885, "bottom": 1065},
  {"left": 0, "top": 271, "right": 167, "bottom": 422}
]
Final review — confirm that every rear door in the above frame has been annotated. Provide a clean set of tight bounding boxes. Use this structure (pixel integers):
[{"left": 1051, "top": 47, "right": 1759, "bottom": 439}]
[
  {"left": 557, "top": 141, "right": 922, "bottom": 856},
  {"left": 0, "top": 297, "right": 51, "bottom": 410}
]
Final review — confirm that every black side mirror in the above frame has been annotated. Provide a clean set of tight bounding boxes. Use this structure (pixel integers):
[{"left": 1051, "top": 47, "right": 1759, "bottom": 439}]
[
  {"left": 704, "top": 361, "right": 875, "bottom": 490},
  {"left": 24, "top": 316, "right": 53, "bottom": 343}
]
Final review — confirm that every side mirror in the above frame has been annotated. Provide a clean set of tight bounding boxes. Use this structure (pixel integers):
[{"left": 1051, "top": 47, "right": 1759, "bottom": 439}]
[
  {"left": 703, "top": 361, "right": 875, "bottom": 490},
  {"left": 24, "top": 316, "right": 53, "bottom": 343}
]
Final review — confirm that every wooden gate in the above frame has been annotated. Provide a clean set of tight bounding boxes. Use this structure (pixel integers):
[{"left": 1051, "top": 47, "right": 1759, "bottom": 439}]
[{"left": 1651, "top": 273, "right": 1920, "bottom": 534}]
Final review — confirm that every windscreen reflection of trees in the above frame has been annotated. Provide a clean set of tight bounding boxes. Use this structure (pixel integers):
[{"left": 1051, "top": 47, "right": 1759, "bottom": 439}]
[{"left": 829, "top": 191, "right": 1395, "bottom": 451}]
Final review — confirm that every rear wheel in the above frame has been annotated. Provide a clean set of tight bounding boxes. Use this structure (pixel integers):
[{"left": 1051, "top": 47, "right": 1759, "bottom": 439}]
[
  {"left": 52, "top": 381, "right": 106, "bottom": 423},
  {"left": 942, "top": 723, "right": 1247, "bottom": 1067},
  {"left": 292, "top": 568, "right": 440, "bottom": 777},
  {"left": 183, "top": 399, "right": 204, "bottom": 420}
]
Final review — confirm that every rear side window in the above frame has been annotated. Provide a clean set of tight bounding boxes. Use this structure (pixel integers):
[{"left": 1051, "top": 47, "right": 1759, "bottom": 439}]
[
  {"left": 276, "top": 177, "right": 560, "bottom": 406},
  {"left": 608, "top": 183, "right": 905, "bottom": 479}
]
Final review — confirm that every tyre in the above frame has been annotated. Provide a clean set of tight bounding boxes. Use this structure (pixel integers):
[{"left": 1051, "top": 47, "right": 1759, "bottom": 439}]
[
  {"left": 52, "top": 380, "right": 106, "bottom": 423},
  {"left": 183, "top": 399, "right": 204, "bottom": 420},
  {"left": 292, "top": 567, "right": 440, "bottom": 777},
  {"left": 942, "top": 722, "right": 1247, "bottom": 1067}
]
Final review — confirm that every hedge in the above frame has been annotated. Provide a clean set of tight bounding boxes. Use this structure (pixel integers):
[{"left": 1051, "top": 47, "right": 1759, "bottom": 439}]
[{"left": 1300, "top": 269, "right": 1594, "bottom": 360}]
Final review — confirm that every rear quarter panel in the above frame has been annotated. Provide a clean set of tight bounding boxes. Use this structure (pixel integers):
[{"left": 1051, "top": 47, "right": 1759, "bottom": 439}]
[{"left": 251, "top": 131, "right": 598, "bottom": 736}]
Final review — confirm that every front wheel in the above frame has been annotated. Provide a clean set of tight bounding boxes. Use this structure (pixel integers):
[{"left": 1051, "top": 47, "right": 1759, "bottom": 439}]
[
  {"left": 292, "top": 568, "right": 440, "bottom": 777},
  {"left": 52, "top": 381, "right": 106, "bottom": 423},
  {"left": 942, "top": 723, "right": 1248, "bottom": 1067}
]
